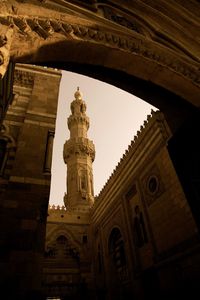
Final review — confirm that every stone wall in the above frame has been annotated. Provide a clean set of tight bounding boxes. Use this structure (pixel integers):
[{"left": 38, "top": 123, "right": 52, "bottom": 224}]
[
  {"left": 0, "top": 64, "right": 61, "bottom": 300},
  {"left": 91, "top": 111, "right": 199, "bottom": 299},
  {"left": 43, "top": 205, "right": 92, "bottom": 299}
]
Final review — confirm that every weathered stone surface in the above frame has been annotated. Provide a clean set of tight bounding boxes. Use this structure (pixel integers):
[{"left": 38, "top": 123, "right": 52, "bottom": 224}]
[
  {"left": 0, "top": 0, "right": 199, "bottom": 109},
  {"left": 0, "top": 63, "right": 61, "bottom": 300}
]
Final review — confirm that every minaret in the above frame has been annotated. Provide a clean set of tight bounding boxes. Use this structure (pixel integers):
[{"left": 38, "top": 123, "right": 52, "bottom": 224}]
[{"left": 63, "top": 88, "right": 95, "bottom": 213}]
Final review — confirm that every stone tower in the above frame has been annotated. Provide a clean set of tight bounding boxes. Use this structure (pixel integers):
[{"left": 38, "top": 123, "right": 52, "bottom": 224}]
[{"left": 63, "top": 88, "right": 95, "bottom": 213}]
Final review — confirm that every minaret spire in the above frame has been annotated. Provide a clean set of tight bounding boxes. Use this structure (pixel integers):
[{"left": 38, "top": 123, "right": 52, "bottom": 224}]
[{"left": 63, "top": 88, "right": 95, "bottom": 213}]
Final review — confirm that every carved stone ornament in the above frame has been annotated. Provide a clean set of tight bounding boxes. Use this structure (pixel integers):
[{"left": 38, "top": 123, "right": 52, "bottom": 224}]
[
  {"left": 68, "top": 115, "right": 89, "bottom": 130},
  {"left": 0, "top": 26, "right": 13, "bottom": 79},
  {"left": 0, "top": 51, "right": 4, "bottom": 65},
  {"left": 141, "top": 164, "right": 165, "bottom": 206},
  {"left": 6, "top": 14, "right": 200, "bottom": 86},
  {"left": 99, "top": 5, "right": 143, "bottom": 35},
  {"left": 0, "top": 34, "right": 7, "bottom": 47},
  {"left": 64, "top": 139, "right": 95, "bottom": 162},
  {"left": 0, "top": 3, "right": 199, "bottom": 87},
  {"left": 14, "top": 69, "right": 34, "bottom": 88}
]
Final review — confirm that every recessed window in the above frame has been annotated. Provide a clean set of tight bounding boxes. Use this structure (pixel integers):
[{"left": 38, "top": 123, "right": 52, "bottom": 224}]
[
  {"left": 133, "top": 205, "right": 148, "bottom": 248},
  {"left": 109, "top": 228, "right": 126, "bottom": 268},
  {"left": 83, "top": 235, "right": 88, "bottom": 244},
  {"left": 147, "top": 175, "right": 159, "bottom": 194}
]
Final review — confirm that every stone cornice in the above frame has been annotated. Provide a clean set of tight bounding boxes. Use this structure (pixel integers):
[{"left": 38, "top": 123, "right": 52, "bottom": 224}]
[
  {"left": 16, "top": 63, "right": 62, "bottom": 77},
  {"left": 10, "top": 175, "right": 51, "bottom": 185}
]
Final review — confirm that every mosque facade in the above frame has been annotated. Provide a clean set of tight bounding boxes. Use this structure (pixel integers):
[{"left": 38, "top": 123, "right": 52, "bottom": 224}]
[{"left": 43, "top": 84, "right": 199, "bottom": 300}]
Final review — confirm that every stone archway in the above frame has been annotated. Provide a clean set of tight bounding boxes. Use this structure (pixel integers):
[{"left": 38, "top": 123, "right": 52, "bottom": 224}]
[
  {"left": 43, "top": 232, "right": 82, "bottom": 299},
  {"left": 0, "top": 0, "right": 200, "bottom": 112}
]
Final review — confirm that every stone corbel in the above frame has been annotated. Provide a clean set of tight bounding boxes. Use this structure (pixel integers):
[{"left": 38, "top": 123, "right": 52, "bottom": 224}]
[{"left": 0, "top": 26, "right": 14, "bottom": 79}]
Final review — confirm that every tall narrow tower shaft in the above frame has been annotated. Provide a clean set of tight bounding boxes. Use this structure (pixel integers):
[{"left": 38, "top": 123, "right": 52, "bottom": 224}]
[{"left": 63, "top": 88, "right": 95, "bottom": 212}]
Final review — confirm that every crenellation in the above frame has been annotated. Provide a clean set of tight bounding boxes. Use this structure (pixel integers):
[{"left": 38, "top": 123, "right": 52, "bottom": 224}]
[
  {"left": 96, "top": 110, "right": 161, "bottom": 198},
  {"left": 48, "top": 204, "right": 66, "bottom": 211},
  {"left": 143, "top": 120, "right": 147, "bottom": 126}
]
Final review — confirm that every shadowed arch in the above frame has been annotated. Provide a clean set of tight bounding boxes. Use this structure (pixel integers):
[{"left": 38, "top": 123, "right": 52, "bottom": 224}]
[
  {"left": 0, "top": 0, "right": 199, "bottom": 122},
  {"left": 46, "top": 226, "right": 82, "bottom": 254}
]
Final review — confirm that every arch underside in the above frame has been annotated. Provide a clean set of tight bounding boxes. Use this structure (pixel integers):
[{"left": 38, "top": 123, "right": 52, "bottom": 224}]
[{"left": 0, "top": 0, "right": 199, "bottom": 111}]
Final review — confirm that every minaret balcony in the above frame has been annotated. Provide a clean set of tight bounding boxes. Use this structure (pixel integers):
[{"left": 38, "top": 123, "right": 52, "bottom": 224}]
[
  {"left": 64, "top": 192, "right": 93, "bottom": 212},
  {"left": 68, "top": 115, "right": 89, "bottom": 130},
  {"left": 63, "top": 137, "right": 95, "bottom": 162}
]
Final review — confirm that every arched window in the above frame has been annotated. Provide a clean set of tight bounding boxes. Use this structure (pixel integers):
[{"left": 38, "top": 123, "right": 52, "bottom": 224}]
[
  {"left": 133, "top": 205, "right": 148, "bottom": 248},
  {"left": 56, "top": 235, "right": 67, "bottom": 245},
  {"left": 81, "top": 174, "right": 86, "bottom": 191},
  {"left": 56, "top": 235, "right": 68, "bottom": 258},
  {"left": 79, "top": 170, "right": 87, "bottom": 194},
  {"left": 46, "top": 235, "right": 80, "bottom": 267},
  {"left": 109, "top": 228, "right": 126, "bottom": 269}
]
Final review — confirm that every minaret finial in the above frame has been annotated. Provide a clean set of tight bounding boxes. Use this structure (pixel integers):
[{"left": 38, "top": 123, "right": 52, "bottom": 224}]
[{"left": 74, "top": 86, "right": 82, "bottom": 100}]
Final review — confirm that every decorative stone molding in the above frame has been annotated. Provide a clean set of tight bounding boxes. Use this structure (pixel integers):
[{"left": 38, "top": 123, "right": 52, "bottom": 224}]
[
  {"left": 141, "top": 165, "right": 165, "bottom": 206},
  {"left": 98, "top": 4, "right": 145, "bottom": 36},
  {"left": 14, "top": 69, "right": 34, "bottom": 88},
  {"left": 0, "top": 26, "right": 13, "bottom": 79},
  {"left": 0, "top": 52, "right": 4, "bottom": 66},
  {"left": 97, "top": 3, "right": 200, "bottom": 63},
  {"left": 0, "top": 34, "right": 7, "bottom": 48},
  {"left": 64, "top": 192, "right": 93, "bottom": 212},
  {"left": 64, "top": 137, "right": 95, "bottom": 162},
  {"left": 0, "top": 12, "right": 199, "bottom": 87},
  {"left": 68, "top": 115, "right": 89, "bottom": 130}
]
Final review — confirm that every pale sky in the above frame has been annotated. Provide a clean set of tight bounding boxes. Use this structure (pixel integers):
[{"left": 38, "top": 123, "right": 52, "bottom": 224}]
[{"left": 49, "top": 70, "right": 156, "bottom": 206}]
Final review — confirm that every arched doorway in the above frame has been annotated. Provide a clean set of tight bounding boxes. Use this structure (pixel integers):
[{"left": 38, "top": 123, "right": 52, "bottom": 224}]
[{"left": 43, "top": 234, "right": 82, "bottom": 299}]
